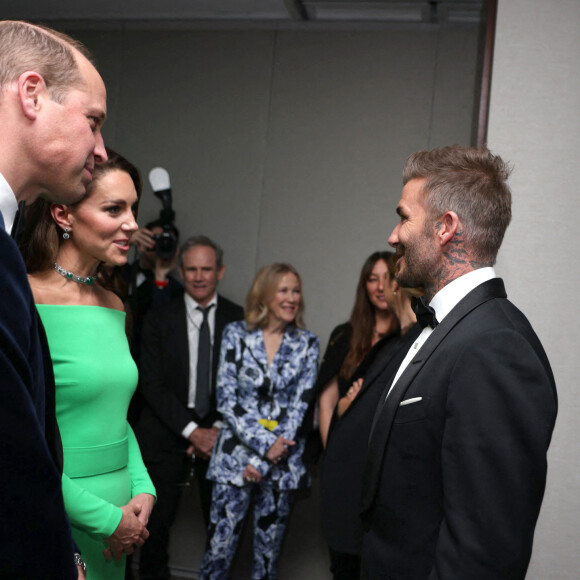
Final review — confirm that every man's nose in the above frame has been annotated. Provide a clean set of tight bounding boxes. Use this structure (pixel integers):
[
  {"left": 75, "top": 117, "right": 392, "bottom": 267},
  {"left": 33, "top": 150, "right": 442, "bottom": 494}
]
[{"left": 388, "top": 224, "right": 400, "bottom": 248}]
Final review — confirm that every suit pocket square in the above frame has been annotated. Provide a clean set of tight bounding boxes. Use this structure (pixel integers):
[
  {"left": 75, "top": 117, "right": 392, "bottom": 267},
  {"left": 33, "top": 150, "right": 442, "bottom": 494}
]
[{"left": 399, "top": 397, "right": 423, "bottom": 407}]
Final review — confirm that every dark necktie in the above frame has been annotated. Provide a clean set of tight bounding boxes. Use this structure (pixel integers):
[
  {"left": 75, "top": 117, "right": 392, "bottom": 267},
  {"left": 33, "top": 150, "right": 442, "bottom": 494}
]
[
  {"left": 195, "top": 305, "right": 213, "bottom": 419},
  {"left": 412, "top": 296, "right": 439, "bottom": 329},
  {"left": 10, "top": 200, "right": 25, "bottom": 240}
]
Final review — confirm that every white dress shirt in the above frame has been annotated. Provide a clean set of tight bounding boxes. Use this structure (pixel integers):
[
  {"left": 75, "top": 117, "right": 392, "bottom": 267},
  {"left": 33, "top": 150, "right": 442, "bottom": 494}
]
[
  {"left": 0, "top": 172, "right": 19, "bottom": 234},
  {"left": 181, "top": 292, "right": 219, "bottom": 439},
  {"left": 386, "top": 267, "right": 497, "bottom": 399}
]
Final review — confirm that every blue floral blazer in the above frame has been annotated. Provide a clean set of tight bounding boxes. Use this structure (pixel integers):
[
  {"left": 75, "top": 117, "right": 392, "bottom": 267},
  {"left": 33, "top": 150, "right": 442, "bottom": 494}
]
[{"left": 207, "top": 321, "right": 320, "bottom": 490}]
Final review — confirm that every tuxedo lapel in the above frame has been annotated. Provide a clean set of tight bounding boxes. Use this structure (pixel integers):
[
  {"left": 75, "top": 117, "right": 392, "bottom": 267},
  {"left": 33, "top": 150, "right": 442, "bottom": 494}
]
[
  {"left": 171, "top": 298, "right": 190, "bottom": 399},
  {"left": 361, "top": 278, "right": 507, "bottom": 513}
]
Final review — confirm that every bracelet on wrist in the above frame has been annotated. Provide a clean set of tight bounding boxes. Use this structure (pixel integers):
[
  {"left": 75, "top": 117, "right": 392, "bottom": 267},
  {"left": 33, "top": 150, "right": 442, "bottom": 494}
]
[{"left": 74, "top": 553, "right": 86, "bottom": 573}]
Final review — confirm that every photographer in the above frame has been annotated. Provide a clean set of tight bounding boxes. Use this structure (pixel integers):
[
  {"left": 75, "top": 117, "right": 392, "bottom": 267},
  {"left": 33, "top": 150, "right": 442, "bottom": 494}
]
[{"left": 132, "top": 220, "right": 183, "bottom": 332}]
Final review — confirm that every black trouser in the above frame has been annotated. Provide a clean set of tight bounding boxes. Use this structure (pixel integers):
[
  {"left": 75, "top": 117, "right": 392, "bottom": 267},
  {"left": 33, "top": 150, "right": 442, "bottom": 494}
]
[
  {"left": 139, "top": 451, "right": 212, "bottom": 580},
  {"left": 329, "top": 547, "right": 361, "bottom": 580}
]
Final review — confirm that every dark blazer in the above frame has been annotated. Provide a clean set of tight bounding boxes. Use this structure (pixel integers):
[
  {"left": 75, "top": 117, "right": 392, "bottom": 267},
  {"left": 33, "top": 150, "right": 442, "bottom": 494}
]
[
  {"left": 321, "top": 326, "right": 420, "bottom": 554},
  {"left": 360, "top": 278, "right": 557, "bottom": 580},
  {"left": 0, "top": 219, "right": 77, "bottom": 579},
  {"left": 130, "top": 273, "right": 184, "bottom": 362},
  {"left": 136, "top": 294, "right": 244, "bottom": 462}
]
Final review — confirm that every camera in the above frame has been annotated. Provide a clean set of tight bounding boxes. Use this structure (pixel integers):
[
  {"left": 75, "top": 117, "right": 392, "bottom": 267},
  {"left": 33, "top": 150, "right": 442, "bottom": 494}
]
[{"left": 149, "top": 168, "right": 178, "bottom": 260}]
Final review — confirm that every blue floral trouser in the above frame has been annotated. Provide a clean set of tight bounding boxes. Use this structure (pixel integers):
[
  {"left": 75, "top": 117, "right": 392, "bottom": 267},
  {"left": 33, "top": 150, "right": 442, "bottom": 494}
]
[{"left": 199, "top": 482, "right": 295, "bottom": 579}]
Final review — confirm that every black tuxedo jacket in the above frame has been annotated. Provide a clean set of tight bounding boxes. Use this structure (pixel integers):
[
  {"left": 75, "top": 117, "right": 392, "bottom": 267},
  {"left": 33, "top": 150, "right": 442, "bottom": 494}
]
[
  {"left": 0, "top": 220, "right": 76, "bottom": 579},
  {"left": 360, "top": 278, "right": 557, "bottom": 580},
  {"left": 136, "top": 294, "right": 244, "bottom": 462}
]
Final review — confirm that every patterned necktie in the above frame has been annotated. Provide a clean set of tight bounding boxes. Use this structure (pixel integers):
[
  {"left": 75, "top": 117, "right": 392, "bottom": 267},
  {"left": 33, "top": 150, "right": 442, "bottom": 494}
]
[
  {"left": 412, "top": 296, "right": 439, "bottom": 329},
  {"left": 195, "top": 304, "right": 213, "bottom": 419}
]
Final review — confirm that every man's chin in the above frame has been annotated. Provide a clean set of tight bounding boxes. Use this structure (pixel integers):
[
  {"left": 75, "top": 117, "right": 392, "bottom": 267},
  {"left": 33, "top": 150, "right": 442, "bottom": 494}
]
[
  {"left": 38, "top": 185, "right": 86, "bottom": 205},
  {"left": 395, "top": 271, "right": 419, "bottom": 289}
]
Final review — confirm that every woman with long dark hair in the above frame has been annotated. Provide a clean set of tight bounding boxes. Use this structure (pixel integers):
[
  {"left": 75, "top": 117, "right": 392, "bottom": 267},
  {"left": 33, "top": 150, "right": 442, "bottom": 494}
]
[
  {"left": 320, "top": 253, "right": 420, "bottom": 579},
  {"left": 317, "top": 251, "right": 399, "bottom": 449},
  {"left": 20, "top": 149, "right": 156, "bottom": 580}
]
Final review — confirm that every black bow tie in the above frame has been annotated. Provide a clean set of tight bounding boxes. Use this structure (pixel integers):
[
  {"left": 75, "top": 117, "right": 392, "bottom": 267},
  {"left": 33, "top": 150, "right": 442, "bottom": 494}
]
[{"left": 412, "top": 296, "right": 439, "bottom": 329}]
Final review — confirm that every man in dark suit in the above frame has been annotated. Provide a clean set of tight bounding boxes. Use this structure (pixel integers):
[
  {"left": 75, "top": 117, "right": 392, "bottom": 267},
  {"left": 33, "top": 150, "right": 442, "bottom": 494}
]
[
  {"left": 0, "top": 20, "right": 109, "bottom": 578},
  {"left": 136, "top": 235, "right": 244, "bottom": 580},
  {"left": 360, "top": 145, "right": 557, "bottom": 579}
]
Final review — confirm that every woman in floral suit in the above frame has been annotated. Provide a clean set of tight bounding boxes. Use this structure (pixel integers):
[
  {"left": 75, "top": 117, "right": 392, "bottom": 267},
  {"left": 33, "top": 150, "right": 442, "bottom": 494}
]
[{"left": 199, "top": 263, "right": 319, "bottom": 580}]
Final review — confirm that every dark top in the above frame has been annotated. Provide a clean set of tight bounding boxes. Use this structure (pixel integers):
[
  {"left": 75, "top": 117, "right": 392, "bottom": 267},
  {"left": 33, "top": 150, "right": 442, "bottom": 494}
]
[
  {"left": 314, "top": 322, "right": 352, "bottom": 397},
  {"left": 127, "top": 274, "right": 184, "bottom": 425},
  {"left": 301, "top": 322, "right": 351, "bottom": 463},
  {"left": 320, "top": 325, "right": 421, "bottom": 554}
]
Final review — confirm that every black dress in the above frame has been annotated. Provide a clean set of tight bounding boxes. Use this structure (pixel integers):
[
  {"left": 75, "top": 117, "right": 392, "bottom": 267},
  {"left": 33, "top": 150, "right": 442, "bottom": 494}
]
[
  {"left": 320, "top": 325, "right": 422, "bottom": 578},
  {"left": 301, "top": 322, "right": 351, "bottom": 464}
]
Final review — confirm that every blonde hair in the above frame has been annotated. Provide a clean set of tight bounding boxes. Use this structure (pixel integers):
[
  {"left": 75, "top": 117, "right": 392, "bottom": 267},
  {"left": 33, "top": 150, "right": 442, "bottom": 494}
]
[
  {"left": 0, "top": 20, "right": 94, "bottom": 103},
  {"left": 245, "top": 263, "right": 305, "bottom": 331}
]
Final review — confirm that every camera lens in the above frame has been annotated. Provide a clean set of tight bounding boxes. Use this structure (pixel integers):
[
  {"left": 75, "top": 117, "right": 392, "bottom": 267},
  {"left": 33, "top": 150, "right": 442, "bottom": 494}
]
[{"left": 154, "top": 232, "right": 177, "bottom": 260}]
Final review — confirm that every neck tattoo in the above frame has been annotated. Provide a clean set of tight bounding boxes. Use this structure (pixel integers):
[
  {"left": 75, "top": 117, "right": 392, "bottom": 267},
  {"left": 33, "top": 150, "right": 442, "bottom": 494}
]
[{"left": 53, "top": 262, "right": 97, "bottom": 286}]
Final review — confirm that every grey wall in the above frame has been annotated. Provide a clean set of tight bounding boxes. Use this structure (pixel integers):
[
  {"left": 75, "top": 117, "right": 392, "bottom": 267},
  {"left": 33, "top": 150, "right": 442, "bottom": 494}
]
[
  {"left": 66, "top": 24, "right": 480, "bottom": 347},
  {"left": 488, "top": 1, "right": 580, "bottom": 578},
  {"left": 57, "top": 7, "right": 580, "bottom": 575}
]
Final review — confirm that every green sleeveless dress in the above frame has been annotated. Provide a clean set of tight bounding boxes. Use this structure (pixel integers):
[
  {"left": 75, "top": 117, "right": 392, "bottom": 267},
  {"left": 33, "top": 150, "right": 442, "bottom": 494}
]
[{"left": 37, "top": 305, "right": 156, "bottom": 580}]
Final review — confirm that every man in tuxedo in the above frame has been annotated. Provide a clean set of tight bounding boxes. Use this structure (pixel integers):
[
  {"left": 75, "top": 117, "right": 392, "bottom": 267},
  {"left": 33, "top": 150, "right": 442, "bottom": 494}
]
[
  {"left": 0, "top": 20, "right": 108, "bottom": 578},
  {"left": 360, "top": 145, "right": 557, "bottom": 579},
  {"left": 136, "top": 235, "right": 244, "bottom": 580}
]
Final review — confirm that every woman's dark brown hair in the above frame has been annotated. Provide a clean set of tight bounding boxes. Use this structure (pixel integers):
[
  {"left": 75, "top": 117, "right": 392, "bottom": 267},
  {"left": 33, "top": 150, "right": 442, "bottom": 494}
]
[
  {"left": 340, "top": 251, "right": 396, "bottom": 379},
  {"left": 19, "top": 147, "right": 142, "bottom": 274}
]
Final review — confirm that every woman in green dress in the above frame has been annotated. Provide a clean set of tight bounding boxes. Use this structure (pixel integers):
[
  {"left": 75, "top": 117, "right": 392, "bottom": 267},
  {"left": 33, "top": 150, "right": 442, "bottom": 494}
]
[{"left": 20, "top": 149, "right": 156, "bottom": 580}]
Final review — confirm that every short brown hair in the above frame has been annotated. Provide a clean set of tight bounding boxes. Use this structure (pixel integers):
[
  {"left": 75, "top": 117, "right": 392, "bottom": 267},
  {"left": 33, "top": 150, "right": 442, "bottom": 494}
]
[
  {"left": 403, "top": 145, "right": 512, "bottom": 265},
  {"left": 245, "top": 263, "right": 305, "bottom": 331},
  {"left": 0, "top": 20, "right": 95, "bottom": 103}
]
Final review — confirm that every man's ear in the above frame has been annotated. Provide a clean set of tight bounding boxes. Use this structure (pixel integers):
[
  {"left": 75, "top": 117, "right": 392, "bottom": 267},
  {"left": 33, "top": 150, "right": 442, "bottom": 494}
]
[
  {"left": 217, "top": 265, "right": 226, "bottom": 281},
  {"left": 18, "top": 71, "right": 47, "bottom": 121},
  {"left": 50, "top": 204, "right": 72, "bottom": 232},
  {"left": 437, "top": 211, "right": 460, "bottom": 247}
]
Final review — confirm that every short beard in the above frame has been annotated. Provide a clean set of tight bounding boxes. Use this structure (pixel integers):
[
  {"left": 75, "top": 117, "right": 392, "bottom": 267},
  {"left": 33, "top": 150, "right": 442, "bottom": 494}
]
[{"left": 395, "top": 222, "right": 439, "bottom": 291}]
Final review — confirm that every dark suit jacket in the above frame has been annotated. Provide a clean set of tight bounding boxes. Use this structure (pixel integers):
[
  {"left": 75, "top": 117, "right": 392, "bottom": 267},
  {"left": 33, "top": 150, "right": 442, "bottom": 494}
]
[
  {"left": 360, "top": 278, "right": 557, "bottom": 580},
  {"left": 136, "top": 294, "right": 244, "bottom": 462},
  {"left": 321, "top": 326, "right": 420, "bottom": 554},
  {"left": 130, "top": 272, "right": 184, "bottom": 362},
  {"left": 0, "top": 219, "right": 77, "bottom": 579}
]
